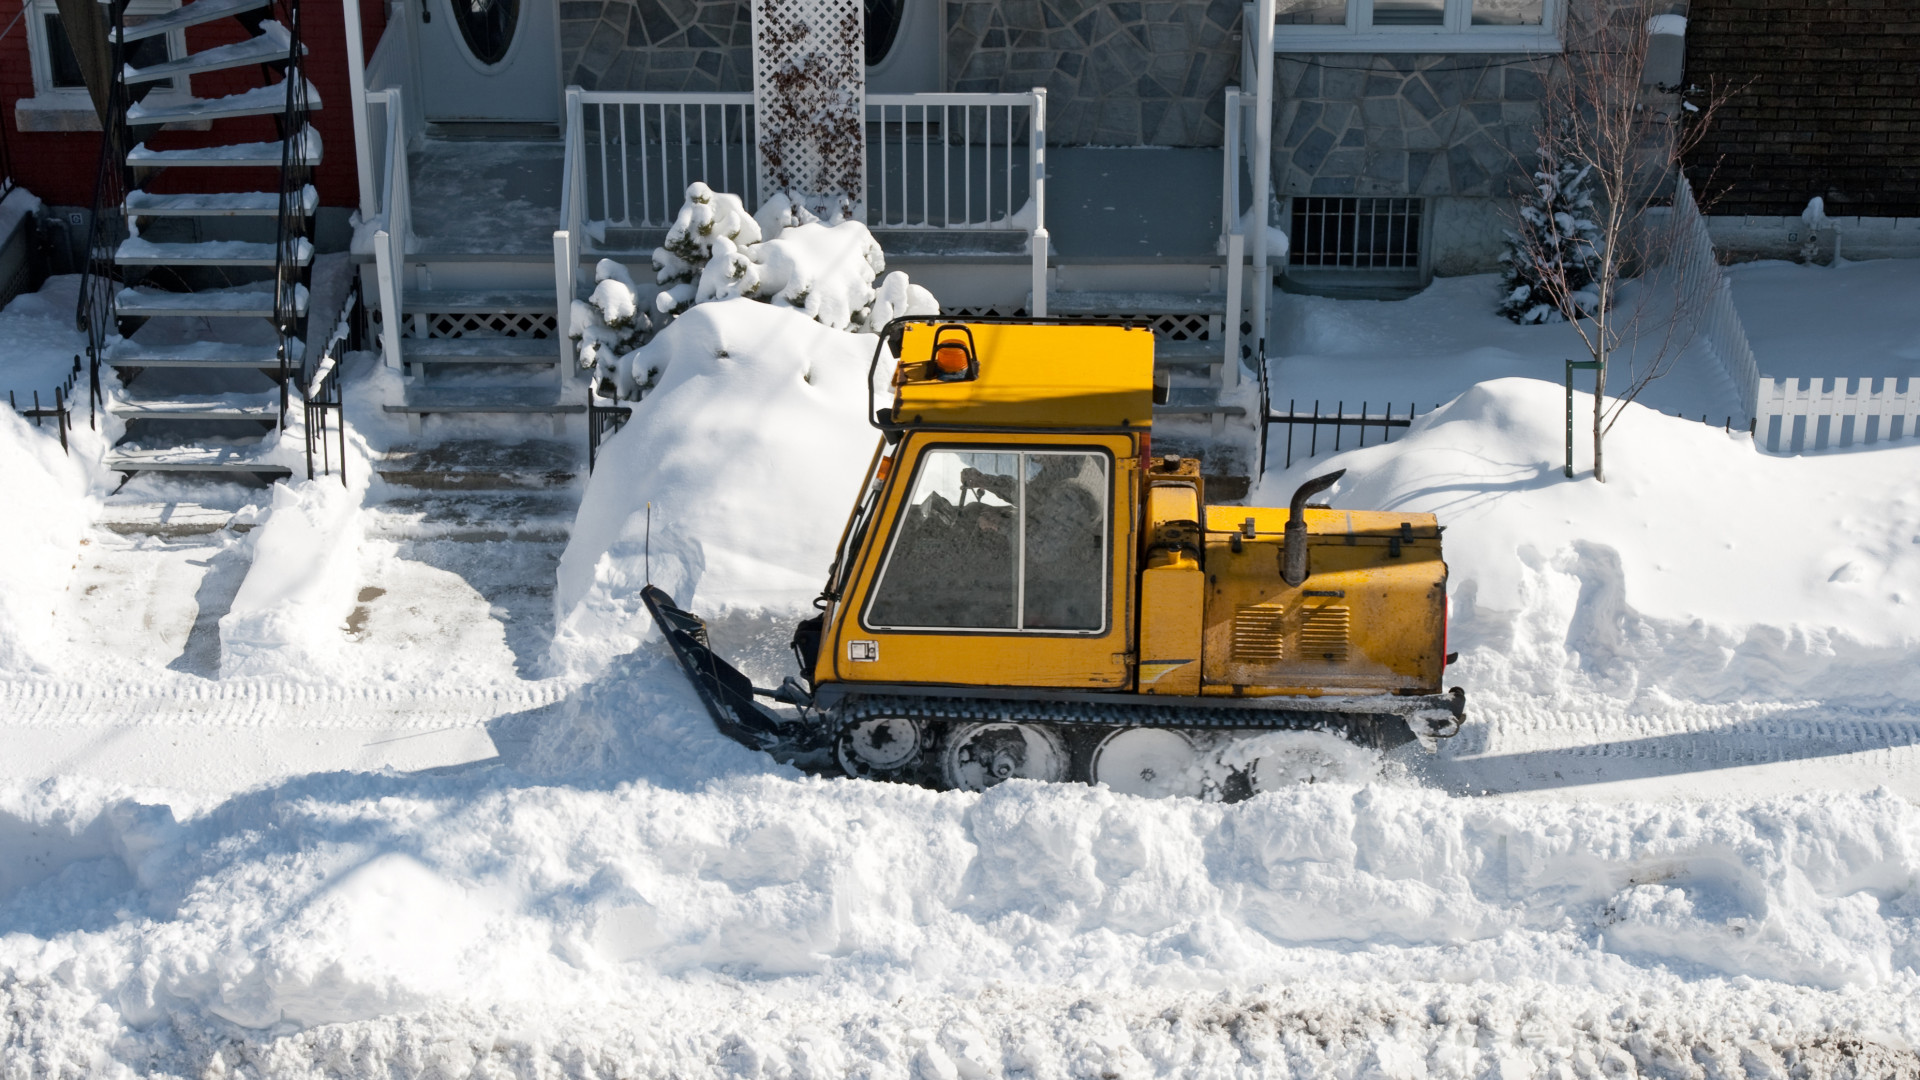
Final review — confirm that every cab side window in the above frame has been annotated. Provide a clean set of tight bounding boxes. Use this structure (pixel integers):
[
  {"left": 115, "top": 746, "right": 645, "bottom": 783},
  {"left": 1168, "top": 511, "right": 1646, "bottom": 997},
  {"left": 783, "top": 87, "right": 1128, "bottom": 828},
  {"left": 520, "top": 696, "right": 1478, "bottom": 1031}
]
[{"left": 865, "top": 448, "right": 1109, "bottom": 633}]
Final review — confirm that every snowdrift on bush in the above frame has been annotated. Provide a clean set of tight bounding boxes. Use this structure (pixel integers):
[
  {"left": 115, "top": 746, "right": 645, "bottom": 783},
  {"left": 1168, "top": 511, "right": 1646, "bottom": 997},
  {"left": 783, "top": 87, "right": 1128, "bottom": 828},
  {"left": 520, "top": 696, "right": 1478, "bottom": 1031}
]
[
  {"left": 1255, "top": 377, "right": 1920, "bottom": 704},
  {"left": 550, "top": 299, "right": 880, "bottom": 676}
]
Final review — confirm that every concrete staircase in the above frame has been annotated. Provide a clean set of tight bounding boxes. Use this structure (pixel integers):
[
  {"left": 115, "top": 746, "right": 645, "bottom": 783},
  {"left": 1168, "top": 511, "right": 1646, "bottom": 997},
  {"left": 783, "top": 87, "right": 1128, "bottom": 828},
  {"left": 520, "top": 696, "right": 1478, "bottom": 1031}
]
[
  {"left": 381, "top": 289, "right": 583, "bottom": 434},
  {"left": 89, "top": 0, "right": 318, "bottom": 481}
]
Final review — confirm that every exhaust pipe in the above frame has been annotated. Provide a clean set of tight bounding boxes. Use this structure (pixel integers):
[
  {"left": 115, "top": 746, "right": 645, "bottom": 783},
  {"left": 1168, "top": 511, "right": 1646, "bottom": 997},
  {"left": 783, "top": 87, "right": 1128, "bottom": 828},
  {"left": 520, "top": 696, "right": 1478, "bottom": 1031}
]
[{"left": 1282, "top": 470, "right": 1345, "bottom": 586}]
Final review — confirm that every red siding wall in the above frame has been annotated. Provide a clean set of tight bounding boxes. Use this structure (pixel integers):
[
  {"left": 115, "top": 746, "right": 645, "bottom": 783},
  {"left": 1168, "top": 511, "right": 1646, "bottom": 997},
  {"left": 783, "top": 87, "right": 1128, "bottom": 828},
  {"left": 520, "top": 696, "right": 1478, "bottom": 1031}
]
[{"left": 2, "top": 0, "right": 386, "bottom": 209}]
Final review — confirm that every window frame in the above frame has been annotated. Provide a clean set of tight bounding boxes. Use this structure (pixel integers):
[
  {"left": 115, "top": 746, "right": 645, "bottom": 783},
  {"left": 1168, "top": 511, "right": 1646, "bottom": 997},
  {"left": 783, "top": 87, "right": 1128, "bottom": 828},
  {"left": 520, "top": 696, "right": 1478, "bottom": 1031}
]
[
  {"left": 1269, "top": 0, "right": 1561, "bottom": 53},
  {"left": 860, "top": 444, "right": 1115, "bottom": 637},
  {"left": 25, "top": 0, "right": 188, "bottom": 100}
]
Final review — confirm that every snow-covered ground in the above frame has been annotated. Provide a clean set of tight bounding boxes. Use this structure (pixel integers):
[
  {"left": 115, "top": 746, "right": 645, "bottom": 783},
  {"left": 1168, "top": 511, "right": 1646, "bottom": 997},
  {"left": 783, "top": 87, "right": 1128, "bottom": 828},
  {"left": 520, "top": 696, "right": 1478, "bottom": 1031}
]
[
  {"left": 1726, "top": 258, "right": 1920, "bottom": 379},
  {"left": 4, "top": 252, "right": 1920, "bottom": 1075}
]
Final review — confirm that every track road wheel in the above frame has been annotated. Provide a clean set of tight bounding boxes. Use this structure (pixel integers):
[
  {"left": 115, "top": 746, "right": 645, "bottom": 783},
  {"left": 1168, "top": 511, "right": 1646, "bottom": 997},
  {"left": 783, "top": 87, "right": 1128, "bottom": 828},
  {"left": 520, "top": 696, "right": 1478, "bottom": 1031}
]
[
  {"left": 836, "top": 715, "right": 924, "bottom": 779},
  {"left": 1089, "top": 728, "right": 1203, "bottom": 799},
  {"left": 940, "top": 722, "right": 1068, "bottom": 791},
  {"left": 1245, "top": 730, "right": 1363, "bottom": 791}
]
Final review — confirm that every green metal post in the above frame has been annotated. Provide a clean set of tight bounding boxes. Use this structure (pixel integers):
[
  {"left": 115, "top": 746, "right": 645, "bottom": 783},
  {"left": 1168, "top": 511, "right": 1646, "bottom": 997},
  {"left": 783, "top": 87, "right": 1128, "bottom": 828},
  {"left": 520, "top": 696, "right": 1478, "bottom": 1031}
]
[{"left": 1566, "top": 359, "right": 1601, "bottom": 478}]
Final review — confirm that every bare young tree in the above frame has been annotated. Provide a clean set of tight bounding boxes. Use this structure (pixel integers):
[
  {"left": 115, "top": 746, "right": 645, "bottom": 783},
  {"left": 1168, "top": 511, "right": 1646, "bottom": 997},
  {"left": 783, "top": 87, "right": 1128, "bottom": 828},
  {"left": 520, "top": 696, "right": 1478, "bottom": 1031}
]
[{"left": 1504, "top": 0, "right": 1734, "bottom": 482}]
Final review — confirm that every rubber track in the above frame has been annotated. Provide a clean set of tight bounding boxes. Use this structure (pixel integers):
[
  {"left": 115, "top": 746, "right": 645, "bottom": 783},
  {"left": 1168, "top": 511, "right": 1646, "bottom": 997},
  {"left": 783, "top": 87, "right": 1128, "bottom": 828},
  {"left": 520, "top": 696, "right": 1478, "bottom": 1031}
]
[{"left": 833, "top": 692, "right": 1419, "bottom": 750}]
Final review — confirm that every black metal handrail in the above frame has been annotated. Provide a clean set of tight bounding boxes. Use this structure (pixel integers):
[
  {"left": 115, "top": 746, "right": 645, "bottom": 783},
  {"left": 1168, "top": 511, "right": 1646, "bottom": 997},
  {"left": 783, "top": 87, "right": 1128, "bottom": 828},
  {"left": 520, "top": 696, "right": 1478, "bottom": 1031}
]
[
  {"left": 273, "top": 0, "right": 311, "bottom": 427},
  {"left": 75, "top": 0, "right": 136, "bottom": 431},
  {"left": 302, "top": 274, "right": 359, "bottom": 485}
]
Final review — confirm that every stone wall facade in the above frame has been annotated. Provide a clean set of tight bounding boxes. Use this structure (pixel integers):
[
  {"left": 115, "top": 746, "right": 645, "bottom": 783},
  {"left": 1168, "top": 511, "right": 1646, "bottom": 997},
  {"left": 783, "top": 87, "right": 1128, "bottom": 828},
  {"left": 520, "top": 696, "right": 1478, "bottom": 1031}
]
[
  {"left": 946, "top": 0, "right": 1243, "bottom": 146},
  {"left": 1687, "top": 0, "right": 1920, "bottom": 218},
  {"left": 561, "top": 0, "right": 754, "bottom": 91},
  {"left": 1272, "top": 54, "right": 1539, "bottom": 200},
  {"left": 559, "top": 0, "right": 1244, "bottom": 143}
]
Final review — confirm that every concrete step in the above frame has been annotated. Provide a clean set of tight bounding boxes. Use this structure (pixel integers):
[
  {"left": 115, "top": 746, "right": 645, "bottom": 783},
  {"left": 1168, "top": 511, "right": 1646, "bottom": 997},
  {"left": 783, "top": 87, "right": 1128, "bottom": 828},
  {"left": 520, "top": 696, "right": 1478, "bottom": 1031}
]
[
  {"left": 383, "top": 384, "right": 584, "bottom": 417},
  {"left": 128, "top": 126, "right": 321, "bottom": 169},
  {"left": 115, "top": 237, "right": 312, "bottom": 268},
  {"left": 1048, "top": 290, "right": 1226, "bottom": 316},
  {"left": 126, "top": 186, "right": 317, "bottom": 218},
  {"left": 1155, "top": 338, "right": 1224, "bottom": 373},
  {"left": 366, "top": 492, "right": 579, "bottom": 541},
  {"left": 1154, "top": 387, "right": 1247, "bottom": 418},
  {"left": 105, "top": 446, "right": 291, "bottom": 477},
  {"left": 105, "top": 339, "right": 297, "bottom": 369},
  {"left": 124, "top": 21, "right": 295, "bottom": 83},
  {"left": 403, "top": 289, "right": 557, "bottom": 315},
  {"left": 115, "top": 0, "right": 271, "bottom": 42},
  {"left": 109, "top": 391, "right": 281, "bottom": 422},
  {"left": 114, "top": 282, "right": 308, "bottom": 319},
  {"left": 375, "top": 440, "right": 583, "bottom": 491},
  {"left": 126, "top": 79, "right": 320, "bottom": 127},
  {"left": 96, "top": 501, "right": 258, "bottom": 537},
  {"left": 402, "top": 337, "right": 558, "bottom": 365}
]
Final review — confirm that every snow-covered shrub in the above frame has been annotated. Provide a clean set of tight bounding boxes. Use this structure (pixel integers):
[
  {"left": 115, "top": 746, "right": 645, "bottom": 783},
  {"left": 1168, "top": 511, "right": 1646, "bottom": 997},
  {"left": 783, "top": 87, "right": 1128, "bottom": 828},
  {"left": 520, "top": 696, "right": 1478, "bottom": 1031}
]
[
  {"left": 1497, "top": 150, "right": 1602, "bottom": 324},
  {"left": 643, "top": 183, "right": 939, "bottom": 339},
  {"left": 570, "top": 259, "right": 652, "bottom": 394}
]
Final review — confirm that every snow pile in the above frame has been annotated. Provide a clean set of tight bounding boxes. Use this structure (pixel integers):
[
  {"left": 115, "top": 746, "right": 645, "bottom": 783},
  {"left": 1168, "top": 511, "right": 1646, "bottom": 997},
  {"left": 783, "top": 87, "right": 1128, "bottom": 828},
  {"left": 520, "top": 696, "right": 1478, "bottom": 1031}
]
[
  {"left": 1256, "top": 377, "right": 1920, "bottom": 705},
  {"left": 219, "top": 478, "right": 367, "bottom": 680},
  {"left": 648, "top": 183, "right": 936, "bottom": 334},
  {"left": 0, "top": 408, "right": 97, "bottom": 672},
  {"left": 1, "top": 765, "right": 1917, "bottom": 1074},
  {"left": 550, "top": 299, "right": 881, "bottom": 677}
]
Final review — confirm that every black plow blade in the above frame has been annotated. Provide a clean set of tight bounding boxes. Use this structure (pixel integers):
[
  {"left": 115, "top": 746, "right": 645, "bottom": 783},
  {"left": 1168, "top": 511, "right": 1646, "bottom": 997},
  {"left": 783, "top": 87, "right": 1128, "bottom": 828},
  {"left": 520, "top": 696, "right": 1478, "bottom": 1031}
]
[{"left": 640, "top": 585, "right": 792, "bottom": 750}]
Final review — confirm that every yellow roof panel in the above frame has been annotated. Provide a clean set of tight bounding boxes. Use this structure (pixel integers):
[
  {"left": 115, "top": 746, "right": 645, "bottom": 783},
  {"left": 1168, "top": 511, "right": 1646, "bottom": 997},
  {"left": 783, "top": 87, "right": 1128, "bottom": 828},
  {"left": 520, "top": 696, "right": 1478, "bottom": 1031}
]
[{"left": 889, "top": 322, "right": 1156, "bottom": 430}]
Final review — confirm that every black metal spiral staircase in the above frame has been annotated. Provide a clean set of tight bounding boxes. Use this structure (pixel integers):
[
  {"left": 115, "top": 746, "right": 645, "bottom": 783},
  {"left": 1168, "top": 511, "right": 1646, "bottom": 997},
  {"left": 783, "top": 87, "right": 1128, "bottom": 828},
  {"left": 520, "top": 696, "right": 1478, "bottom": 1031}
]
[{"left": 78, "top": 0, "right": 320, "bottom": 480}]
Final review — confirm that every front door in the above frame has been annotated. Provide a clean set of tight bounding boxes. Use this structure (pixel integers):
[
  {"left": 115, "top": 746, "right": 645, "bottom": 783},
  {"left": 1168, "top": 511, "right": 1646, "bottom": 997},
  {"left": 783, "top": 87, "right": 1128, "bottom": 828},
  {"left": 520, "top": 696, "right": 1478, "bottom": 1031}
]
[
  {"left": 412, "top": 0, "right": 560, "bottom": 124},
  {"left": 865, "top": 0, "right": 941, "bottom": 93}
]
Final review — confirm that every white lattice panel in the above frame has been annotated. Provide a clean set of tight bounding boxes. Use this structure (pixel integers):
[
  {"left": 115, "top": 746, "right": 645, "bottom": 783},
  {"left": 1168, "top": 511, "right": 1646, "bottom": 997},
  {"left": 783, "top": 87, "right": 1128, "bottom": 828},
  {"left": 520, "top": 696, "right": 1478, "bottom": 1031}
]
[{"left": 751, "top": 0, "right": 864, "bottom": 219}]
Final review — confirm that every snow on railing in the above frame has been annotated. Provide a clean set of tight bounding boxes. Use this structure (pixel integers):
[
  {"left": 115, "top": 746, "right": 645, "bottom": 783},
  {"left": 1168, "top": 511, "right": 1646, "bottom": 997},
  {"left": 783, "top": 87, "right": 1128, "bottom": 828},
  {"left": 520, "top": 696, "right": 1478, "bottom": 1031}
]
[
  {"left": 1669, "top": 174, "right": 1760, "bottom": 426},
  {"left": 1757, "top": 376, "right": 1920, "bottom": 454}
]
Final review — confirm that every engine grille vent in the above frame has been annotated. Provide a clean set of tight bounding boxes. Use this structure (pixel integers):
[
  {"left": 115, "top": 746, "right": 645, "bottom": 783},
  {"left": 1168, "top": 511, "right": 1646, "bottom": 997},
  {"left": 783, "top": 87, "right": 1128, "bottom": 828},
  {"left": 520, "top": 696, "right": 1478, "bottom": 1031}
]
[
  {"left": 1298, "top": 606, "right": 1350, "bottom": 662},
  {"left": 1231, "top": 603, "right": 1287, "bottom": 662}
]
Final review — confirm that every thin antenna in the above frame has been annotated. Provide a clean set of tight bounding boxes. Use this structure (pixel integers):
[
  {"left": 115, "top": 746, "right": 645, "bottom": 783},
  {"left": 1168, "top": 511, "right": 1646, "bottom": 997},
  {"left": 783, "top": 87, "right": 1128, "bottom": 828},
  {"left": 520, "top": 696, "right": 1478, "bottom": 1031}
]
[{"left": 645, "top": 502, "right": 652, "bottom": 585}]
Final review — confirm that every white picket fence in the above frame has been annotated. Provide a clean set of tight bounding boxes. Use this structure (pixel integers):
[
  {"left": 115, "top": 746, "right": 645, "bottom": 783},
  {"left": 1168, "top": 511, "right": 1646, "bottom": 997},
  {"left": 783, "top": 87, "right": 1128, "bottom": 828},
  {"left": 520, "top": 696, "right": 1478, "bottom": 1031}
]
[
  {"left": 1757, "top": 377, "right": 1920, "bottom": 453},
  {"left": 1670, "top": 175, "right": 1920, "bottom": 455}
]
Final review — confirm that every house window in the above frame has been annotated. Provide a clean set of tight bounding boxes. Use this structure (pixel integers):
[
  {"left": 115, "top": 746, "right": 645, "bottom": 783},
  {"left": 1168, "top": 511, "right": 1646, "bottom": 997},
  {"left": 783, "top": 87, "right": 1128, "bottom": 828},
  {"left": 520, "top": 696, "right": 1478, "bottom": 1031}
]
[
  {"left": 1274, "top": 0, "right": 1557, "bottom": 51},
  {"left": 1289, "top": 197, "right": 1423, "bottom": 270},
  {"left": 26, "top": 0, "right": 182, "bottom": 97},
  {"left": 864, "top": 448, "right": 1111, "bottom": 634}
]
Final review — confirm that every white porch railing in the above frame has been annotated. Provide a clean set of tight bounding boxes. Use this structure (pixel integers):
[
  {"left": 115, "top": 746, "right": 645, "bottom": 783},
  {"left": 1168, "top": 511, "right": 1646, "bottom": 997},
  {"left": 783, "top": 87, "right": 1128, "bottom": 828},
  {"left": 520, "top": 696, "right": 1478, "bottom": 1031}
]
[
  {"left": 1669, "top": 174, "right": 1760, "bottom": 426},
  {"left": 560, "top": 88, "right": 1050, "bottom": 316},
  {"left": 1220, "top": 86, "right": 1255, "bottom": 394},
  {"left": 369, "top": 87, "right": 411, "bottom": 371}
]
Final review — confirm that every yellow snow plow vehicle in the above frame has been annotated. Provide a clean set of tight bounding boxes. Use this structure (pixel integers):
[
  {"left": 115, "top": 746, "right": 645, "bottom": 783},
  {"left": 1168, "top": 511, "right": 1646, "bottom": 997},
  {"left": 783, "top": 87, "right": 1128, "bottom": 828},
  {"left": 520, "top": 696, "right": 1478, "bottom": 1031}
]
[{"left": 644, "top": 318, "right": 1463, "bottom": 795}]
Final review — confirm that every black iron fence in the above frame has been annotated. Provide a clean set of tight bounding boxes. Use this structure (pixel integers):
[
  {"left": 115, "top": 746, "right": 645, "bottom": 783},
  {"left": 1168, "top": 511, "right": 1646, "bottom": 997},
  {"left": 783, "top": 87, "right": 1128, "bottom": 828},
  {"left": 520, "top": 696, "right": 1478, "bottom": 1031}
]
[
  {"left": 8, "top": 354, "right": 85, "bottom": 453},
  {"left": 1265, "top": 400, "right": 1430, "bottom": 470},
  {"left": 588, "top": 390, "right": 633, "bottom": 472}
]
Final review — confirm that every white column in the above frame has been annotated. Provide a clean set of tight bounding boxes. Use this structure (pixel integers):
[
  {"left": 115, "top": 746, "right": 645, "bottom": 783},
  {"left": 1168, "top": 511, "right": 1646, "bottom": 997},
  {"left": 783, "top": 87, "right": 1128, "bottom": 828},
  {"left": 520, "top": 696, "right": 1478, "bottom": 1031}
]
[
  {"left": 1248, "top": 0, "right": 1275, "bottom": 354},
  {"left": 342, "top": 0, "right": 377, "bottom": 221}
]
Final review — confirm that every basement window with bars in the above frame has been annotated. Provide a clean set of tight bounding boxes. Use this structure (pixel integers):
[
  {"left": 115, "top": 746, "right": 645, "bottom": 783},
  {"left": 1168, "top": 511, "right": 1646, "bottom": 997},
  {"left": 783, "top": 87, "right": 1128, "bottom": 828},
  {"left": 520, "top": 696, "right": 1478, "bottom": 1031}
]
[
  {"left": 1288, "top": 197, "right": 1423, "bottom": 271},
  {"left": 22, "top": 0, "right": 185, "bottom": 128}
]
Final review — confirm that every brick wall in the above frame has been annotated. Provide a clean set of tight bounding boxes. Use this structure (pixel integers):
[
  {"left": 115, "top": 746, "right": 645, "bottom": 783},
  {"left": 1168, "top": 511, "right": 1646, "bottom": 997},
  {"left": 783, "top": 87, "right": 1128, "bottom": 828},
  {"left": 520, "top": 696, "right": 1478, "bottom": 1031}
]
[
  {"left": 1, "top": 0, "right": 383, "bottom": 209},
  {"left": 1687, "top": 0, "right": 1920, "bottom": 218}
]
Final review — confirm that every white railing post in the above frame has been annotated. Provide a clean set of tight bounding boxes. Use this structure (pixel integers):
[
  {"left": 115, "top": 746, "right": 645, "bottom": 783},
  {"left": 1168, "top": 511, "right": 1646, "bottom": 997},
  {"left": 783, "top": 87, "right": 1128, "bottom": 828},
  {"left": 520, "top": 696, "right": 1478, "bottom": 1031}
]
[
  {"left": 555, "top": 86, "right": 584, "bottom": 380},
  {"left": 370, "top": 87, "right": 408, "bottom": 371},
  {"left": 343, "top": 0, "right": 377, "bottom": 221},
  {"left": 1248, "top": 0, "right": 1275, "bottom": 357},
  {"left": 1221, "top": 87, "right": 1244, "bottom": 392},
  {"left": 1029, "top": 87, "right": 1048, "bottom": 318}
]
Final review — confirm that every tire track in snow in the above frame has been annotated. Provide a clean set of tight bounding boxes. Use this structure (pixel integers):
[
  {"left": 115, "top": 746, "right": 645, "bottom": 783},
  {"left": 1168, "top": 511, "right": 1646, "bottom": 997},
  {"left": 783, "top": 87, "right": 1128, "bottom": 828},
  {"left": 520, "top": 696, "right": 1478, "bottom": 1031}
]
[{"left": 0, "top": 678, "right": 574, "bottom": 729}]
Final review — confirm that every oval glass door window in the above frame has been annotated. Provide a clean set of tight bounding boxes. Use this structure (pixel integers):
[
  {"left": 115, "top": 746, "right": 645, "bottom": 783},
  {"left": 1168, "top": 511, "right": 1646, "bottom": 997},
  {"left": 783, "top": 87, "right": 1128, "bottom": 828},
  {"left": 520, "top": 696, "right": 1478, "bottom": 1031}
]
[
  {"left": 455, "top": 0, "right": 519, "bottom": 66},
  {"left": 866, "top": 0, "right": 903, "bottom": 66}
]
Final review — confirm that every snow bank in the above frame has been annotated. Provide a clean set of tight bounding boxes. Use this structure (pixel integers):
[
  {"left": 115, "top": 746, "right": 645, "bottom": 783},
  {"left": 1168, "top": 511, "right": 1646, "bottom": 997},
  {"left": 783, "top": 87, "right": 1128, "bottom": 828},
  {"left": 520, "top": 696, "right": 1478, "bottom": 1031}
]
[
  {"left": 219, "top": 478, "right": 366, "bottom": 679},
  {"left": 550, "top": 299, "right": 880, "bottom": 676},
  {"left": 0, "top": 407, "right": 98, "bottom": 673},
  {"left": 1256, "top": 377, "right": 1920, "bottom": 705},
  {"left": 1, "top": 764, "right": 1916, "bottom": 1074}
]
